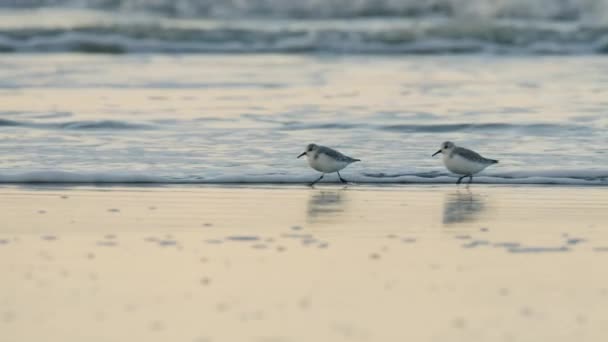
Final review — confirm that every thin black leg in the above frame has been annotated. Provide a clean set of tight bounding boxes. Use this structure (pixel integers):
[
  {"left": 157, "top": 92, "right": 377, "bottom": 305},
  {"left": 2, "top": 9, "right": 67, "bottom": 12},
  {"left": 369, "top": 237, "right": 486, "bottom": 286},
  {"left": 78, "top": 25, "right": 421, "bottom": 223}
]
[
  {"left": 456, "top": 175, "right": 467, "bottom": 185},
  {"left": 310, "top": 174, "right": 324, "bottom": 186},
  {"left": 337, "top": 171, "right": 348, "bottom": 184},
  {"left": 468, "top": 175, "right": 473, "bottom": 184}
]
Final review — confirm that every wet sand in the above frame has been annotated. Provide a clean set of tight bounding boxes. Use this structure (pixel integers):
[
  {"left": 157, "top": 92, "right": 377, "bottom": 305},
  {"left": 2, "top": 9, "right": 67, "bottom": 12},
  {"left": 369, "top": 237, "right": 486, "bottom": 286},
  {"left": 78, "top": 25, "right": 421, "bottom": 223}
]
[{"left": 1, "top": 185, "right": 607, "bottom": 342}]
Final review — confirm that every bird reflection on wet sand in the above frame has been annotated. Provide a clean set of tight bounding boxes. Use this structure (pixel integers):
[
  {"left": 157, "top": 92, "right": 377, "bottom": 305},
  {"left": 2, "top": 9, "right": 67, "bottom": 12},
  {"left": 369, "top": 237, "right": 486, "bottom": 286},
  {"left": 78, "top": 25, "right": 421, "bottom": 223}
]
[
  {"left": 442, "top": 189, "right": 486, "bottom": 224},
  {"left": 306, "top": 189, "right": 347, "bottom": 223}
]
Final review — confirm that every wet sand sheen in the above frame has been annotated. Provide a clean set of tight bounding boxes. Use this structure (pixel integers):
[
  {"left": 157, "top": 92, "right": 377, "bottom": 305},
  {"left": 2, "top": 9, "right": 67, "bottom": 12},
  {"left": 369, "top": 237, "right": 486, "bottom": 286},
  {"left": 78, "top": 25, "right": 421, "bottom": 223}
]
[{"left": 1, "top": 185, "right": 607, "bottom": 342}]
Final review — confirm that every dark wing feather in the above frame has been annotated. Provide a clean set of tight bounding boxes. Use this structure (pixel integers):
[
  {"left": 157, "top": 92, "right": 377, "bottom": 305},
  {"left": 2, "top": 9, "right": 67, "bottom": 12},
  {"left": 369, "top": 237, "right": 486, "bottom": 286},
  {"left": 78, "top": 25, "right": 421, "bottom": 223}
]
[
  {"left": 318, "top": 146, "right": 360, "bottom": 163},
  {"left": 452, "top": 147, "right": 497, "bottom": 164}
]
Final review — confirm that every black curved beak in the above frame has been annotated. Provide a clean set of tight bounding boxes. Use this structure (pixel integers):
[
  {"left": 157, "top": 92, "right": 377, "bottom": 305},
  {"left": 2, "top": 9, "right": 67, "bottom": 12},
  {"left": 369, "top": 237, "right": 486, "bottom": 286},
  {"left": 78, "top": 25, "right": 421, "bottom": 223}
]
[
  {"left": 432, "top": 150, "right": 442, "bottom": 157},
  {"left": 297, "top": 152, "right": 306, "bottom": 159}
]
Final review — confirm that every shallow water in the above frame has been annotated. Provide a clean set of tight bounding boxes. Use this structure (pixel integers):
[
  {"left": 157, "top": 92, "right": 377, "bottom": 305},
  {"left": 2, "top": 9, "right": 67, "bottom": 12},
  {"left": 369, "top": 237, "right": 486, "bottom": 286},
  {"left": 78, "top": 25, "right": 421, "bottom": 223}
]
[{"left": 1, "top": 54, "right": 607, "bottom": 184}]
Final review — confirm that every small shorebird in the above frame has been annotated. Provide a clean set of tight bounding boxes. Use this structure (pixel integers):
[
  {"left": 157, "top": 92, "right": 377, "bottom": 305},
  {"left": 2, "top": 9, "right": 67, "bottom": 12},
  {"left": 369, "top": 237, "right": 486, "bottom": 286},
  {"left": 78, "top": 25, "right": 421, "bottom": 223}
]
[
  {"left": 297, "top": 143, "right": 360, "bottom": 186},
  {"left": 432, "top": 141, "right": 498, "bottom": 184}
]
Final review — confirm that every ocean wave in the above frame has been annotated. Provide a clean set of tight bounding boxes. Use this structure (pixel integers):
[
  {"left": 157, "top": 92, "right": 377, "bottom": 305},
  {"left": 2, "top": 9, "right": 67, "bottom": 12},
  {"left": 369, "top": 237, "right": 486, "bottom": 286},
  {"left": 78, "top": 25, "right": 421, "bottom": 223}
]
[
  {"left": 59, "top": 120, "right": 154, "bottom": 130},
  {"left": 5, "top": 0, "right": 608, "bottom": 21},
  {"left": 0, "top": 118, "right": 154, "bottom": 130},
  {"left": 281, "top": 122, "right": 589, "bottom": 134},
  {"left": 0, "top": 170, "right": 606, "bottom": 185},
  {"left": 1, "top": 18, "right": 608, "bottom": 54},
  {"left": 2, "top": 117, "right": 585, "bottom": 134}
]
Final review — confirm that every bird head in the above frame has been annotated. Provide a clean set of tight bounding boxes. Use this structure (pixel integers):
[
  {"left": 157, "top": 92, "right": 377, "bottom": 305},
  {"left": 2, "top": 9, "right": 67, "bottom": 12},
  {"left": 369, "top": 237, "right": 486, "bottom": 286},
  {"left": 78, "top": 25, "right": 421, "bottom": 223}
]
[
  {"left": 432, "top": 141, "right": 455, "bottom": 157},
  {"left": 297, "top": 143, "right": 319, "bottom": 158}
]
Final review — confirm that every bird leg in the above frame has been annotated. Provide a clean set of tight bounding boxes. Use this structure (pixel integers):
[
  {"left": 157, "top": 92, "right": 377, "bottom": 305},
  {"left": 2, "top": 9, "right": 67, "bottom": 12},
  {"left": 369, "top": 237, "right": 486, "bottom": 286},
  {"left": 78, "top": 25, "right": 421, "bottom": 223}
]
[
  {"left": 468, "top": 175, "right": 473, "bottom": 184},
  {"left": 337, "top": 171, "right": 348, "bottom": 184},
  {"left": 310, "top": 174, "right": 324, "bottom": 186},
  {"left": 456, "top": 175, "right": 467, "bottom": 185}
]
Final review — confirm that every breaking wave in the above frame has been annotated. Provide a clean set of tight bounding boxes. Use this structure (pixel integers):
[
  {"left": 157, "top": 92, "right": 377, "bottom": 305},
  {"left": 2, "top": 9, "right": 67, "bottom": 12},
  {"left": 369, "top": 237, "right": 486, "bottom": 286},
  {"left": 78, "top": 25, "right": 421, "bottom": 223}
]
[
  {"left": 1, "top": 21, "right": 608, "bottom": 54},
  {"left": 5, "top": 0, "right": 608, "bottom": 21},
  {"left": 1, "top": 0, "right": 608, "bottom": 54},
  {"left": 0, "top": 118, "right": 154, "bottom": 130}
]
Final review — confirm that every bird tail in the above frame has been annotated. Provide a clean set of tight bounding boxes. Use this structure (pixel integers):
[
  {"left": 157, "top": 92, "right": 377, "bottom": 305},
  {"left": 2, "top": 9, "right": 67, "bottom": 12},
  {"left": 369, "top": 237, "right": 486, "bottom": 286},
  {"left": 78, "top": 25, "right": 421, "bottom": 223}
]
[{"left": 490, "top": 159, "right": 499, "bottom": 164}]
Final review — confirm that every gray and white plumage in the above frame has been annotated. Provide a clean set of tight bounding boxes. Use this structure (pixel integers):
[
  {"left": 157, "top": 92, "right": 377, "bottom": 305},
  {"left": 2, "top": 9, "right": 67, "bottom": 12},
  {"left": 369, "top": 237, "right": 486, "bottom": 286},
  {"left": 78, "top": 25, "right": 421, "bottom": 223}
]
[
  {"left": 297, "top": 143, "right": 360, "bottom": 185},
  {"left": 315, "top": 145, "right": 360, "bottom": 164},
  {"left": 450, "top": 146, "right": 497, "bottom": 165},
  {"left": 432, "top": 141, "right": 498, "bottom": 184}
]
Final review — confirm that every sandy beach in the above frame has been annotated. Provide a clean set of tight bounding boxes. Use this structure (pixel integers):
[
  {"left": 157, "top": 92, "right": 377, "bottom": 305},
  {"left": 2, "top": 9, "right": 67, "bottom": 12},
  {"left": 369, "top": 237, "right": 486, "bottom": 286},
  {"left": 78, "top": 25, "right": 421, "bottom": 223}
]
[{"left": 1, "top": 185, "right": 607, "bottom": 342}]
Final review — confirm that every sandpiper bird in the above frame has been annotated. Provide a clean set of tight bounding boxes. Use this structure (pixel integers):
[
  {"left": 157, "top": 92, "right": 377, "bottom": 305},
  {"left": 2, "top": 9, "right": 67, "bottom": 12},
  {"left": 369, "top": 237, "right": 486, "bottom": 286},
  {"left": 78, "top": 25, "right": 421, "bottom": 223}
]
[
  {"left": 297, "top": 143, "right": 360, "bottom": 186},
  {"left": 432, "top": 141, "right": 498, "bottom": 184}
]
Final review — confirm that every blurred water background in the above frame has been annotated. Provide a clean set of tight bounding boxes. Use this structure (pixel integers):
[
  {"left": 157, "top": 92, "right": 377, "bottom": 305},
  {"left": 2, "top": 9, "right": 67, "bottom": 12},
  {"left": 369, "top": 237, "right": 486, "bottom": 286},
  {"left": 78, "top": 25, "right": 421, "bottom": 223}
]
[{"left": 0, "top": 0, "right": 607, "bottom": 184}]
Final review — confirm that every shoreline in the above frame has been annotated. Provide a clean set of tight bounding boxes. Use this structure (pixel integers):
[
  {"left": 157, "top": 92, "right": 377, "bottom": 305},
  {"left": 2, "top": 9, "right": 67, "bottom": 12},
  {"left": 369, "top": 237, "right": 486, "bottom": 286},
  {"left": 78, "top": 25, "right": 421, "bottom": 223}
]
[{"left": 3, "top": 182, "right": 604, "bottom": 187}]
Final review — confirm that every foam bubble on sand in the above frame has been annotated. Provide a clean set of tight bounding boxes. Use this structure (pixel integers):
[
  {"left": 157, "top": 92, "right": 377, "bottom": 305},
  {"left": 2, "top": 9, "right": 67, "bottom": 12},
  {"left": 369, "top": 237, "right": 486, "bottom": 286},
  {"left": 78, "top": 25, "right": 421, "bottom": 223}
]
[
  {"left": 158, "top": 240, "right": 178, "bottom": 247},
  {"left": 508, "top": 246, "right": 569, "bottom": 253},
  {"left": 493, "top": 242, "right": 521, "bottom": 249},
  {"left": 462, "top": 240, "right": 490, "bottom": 249},
  {"left": 281, "top": 233, "right": 313, "bottom": 239},
  {"left": 301, "top": 238, "right": 317, "bottom": 246},
  {"left": 225, "top": 236, "right": 260, "bottom": 242},
  {"left": 566, "top": 238, "right": 586, "bottom": 245}
]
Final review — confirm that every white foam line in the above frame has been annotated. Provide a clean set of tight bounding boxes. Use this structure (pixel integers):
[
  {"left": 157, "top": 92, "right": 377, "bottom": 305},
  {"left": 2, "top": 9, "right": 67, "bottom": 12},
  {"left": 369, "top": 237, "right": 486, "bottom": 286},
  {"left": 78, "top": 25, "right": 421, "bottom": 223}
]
[{"left": 0, "top": 170, "right": 606, "bottom": 185}]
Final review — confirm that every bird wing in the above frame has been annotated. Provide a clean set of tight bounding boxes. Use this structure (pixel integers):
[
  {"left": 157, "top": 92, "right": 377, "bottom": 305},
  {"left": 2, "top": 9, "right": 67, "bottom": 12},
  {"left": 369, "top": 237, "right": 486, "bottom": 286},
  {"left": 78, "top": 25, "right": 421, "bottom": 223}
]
[
  {"left": 452, "top": 147, "right": 495, "bottom": 164},
  {"left": 318, "top": 146, "right": 360, "bottom": 163}
]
